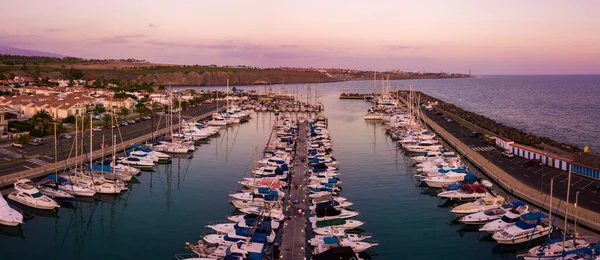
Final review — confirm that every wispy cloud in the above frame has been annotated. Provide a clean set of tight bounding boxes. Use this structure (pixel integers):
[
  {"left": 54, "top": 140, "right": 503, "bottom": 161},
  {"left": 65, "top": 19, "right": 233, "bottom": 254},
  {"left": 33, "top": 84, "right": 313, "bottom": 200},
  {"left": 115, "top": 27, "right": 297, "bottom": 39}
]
[
  {"left": 383, "top": 45, "right": 417, "bottom": 50},
  {"left": 144, "top": 39, "right": 190, "bottom": 48},
  {"left": 0, "top": 31, "right": 43, "bottom": 46},
  {"left": 148, "top": 23, "right": 157, "bottom": 28},
  {"left": 45, "top": 28, "right": 64, "bottom": 32},
  {"left": 279, "top": 44, "right": 299, "bottom": 48},
  {"left": 94, "top": 34, "right": 145, "bottom": 44}
]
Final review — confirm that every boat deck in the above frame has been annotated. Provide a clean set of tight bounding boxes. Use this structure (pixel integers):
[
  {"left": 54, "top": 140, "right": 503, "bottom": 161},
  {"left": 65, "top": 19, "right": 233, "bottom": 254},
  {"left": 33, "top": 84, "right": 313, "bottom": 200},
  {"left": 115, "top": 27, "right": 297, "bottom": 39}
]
[{"left": 280, "top": 121, "right": 308, "bottom": 260}]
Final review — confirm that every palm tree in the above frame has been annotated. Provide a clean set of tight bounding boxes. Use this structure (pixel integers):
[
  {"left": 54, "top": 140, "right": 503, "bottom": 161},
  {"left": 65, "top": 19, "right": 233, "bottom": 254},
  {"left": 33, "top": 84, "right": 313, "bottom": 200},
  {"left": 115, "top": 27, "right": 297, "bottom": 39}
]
[
  {"left": 119, "top": 107, "right": 129, "bottom": 118},
  {"left": 31, "top": 110, "right": 53, "bottom": 136},
  {"left": 135, "top": 102, "right": 148, "bottom": 116},
  {"left": 15, "top": 134, "right": 32, "bottom": 158}
]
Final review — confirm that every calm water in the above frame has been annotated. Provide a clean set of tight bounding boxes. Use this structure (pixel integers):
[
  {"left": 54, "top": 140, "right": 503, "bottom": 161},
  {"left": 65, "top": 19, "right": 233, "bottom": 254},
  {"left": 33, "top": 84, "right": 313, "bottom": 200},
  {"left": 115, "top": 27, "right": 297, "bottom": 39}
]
[
  {"left": 4, "top": 75, "right": 597, "bottom": 259},
  {"left": 232, "top": 74, "right": 600, "bottom": 151}
]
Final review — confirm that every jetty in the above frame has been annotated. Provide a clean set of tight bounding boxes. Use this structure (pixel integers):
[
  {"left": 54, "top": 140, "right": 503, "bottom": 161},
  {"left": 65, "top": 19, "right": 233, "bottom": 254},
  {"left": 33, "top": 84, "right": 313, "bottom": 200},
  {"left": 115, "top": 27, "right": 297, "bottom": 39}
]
[
  {"left": 0, "top": 106, "right": 218, "bottom": 189},
  {"left": 279, "top": 121, "right": 308, "bottom": 260},
  {"left": 396, "top": 94, "right": 600, "bottom": 233}
]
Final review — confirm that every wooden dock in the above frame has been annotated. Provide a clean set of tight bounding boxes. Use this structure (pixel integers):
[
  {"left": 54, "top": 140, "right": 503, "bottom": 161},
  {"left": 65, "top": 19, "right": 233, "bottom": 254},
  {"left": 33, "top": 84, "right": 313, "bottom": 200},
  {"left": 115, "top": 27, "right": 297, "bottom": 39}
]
[{"left": 280, "top": 121, "right": 308, "bottom": 260}]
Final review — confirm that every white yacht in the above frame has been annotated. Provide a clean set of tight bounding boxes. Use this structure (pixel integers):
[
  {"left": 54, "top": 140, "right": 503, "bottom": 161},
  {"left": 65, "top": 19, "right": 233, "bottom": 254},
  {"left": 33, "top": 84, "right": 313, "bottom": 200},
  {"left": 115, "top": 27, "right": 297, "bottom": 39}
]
[
  {"left": 423, "top": 172, "right": 466, "bottom": 188},
  {"left": 0, "top": 195, "right": 23, "bottom": 226},
  {"left": 7, "top": 179, "right": 60, "bottom": 210},
  {"left": 492, "top": 212, "right": 550, "bottom": 244},
  {"left": 118, "top": 156, "right": 155, "bottom": 168},
  {"left": 521, "top": 238, "right": 590, "bottom": 260},
  {"left": 437, "top": 184, "right": 490, "bottom": 201},
  {"left": 310, "top": 236, "right": 378, "bottom": 254},
  {"left": 451, "top": 196, "right": 506, "bottom": 216},
  {"left": 479, "top": 205, "right": 531, "bottom": 233},
  {"left": 460, "top": 202, "right": 527, "bottom": 225}
]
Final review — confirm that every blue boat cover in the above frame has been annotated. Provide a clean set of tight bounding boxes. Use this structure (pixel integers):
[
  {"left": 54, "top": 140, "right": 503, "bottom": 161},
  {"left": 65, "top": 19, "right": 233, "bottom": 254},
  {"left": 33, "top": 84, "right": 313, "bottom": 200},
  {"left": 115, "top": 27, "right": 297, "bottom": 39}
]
[
  {"left": 275, "top": 167, "right": 284, "bottom": 176},
  {"left": 250, "top": 233, "right": 268, "bottom": 243},
  {"left": 510, "top": 201, "right": 526, "bottom": 207},
  {"left": 323, "top": 236, "right": 340, "bottom": 245},
  {"left": 463, "top": 171, "right": 477, "bottom": 182},
  {"left": 328, "top": 178, "right": 338, "bottom": 183},
  {"left": 257, "top": 187, "right": 270, "bottom": 194},
  {"left": 281, "top": 164, "right": 289, "bottom": 172},
  {"left": 324, "top": 183, "right": 333, "bottom": 188},
  {"left": 91, "top": 164, "right": 112, "bottom": 173},
  {"left": 47, "top": 174, "right": 68, "bottom": 184}
]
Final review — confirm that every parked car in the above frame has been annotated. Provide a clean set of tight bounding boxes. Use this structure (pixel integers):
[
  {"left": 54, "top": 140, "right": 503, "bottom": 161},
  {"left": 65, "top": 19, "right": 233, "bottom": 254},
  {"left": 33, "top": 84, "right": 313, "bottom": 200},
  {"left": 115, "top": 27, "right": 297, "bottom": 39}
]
[
  {"left": 470, "top": 132, "right": 483, "bottom": 138},
  {"left": 29, "top": 141, "right": 41, "bottom": 146},
  {"left": 501, "top": 151, "right": 515, "bottom": 158},
  {"left": 119, "top": 121, "right": 128, "bottom": 126},
  {"left": 12, "top": 142, "right": 23, "bottom": 148},
  {"left": 445, "top": 118, "right": 454, "bottom": 123},
  {"left": 60, "top": 133, "right": 73, "bottom": 139},
  {"left": 595, "top": 182, "right": 600, "bottom": 191},
  {"left": 92, "top": 126, "right": 102, "bottom": 132},
  {"left": 33, "top": 138, "right": 43, "bottom": 144},
  {"left": 524, "top": 159, "right": 543, "bottom": 167},
  {"left": 128, "top": 120, "right": 136, "bottom": 124}
]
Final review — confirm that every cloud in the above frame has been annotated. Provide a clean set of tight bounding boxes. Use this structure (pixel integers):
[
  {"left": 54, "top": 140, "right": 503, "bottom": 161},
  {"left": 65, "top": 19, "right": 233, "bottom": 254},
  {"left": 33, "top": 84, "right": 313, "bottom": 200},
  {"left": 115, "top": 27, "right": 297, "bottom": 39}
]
[
  {"left": 94, "top": 34, "right": 145, "bottom": 44},
  {"left": 383, "top": 45, "right": 417, "bottom": 50},
  {"left": 45, "top": 28, "right": 64, "bottom": 32},
  {"left": 148, "top": 23, "right": 157, "bottom": 28},
  {"left": 279, "top": 44, "right": 299, "bottom": 48},
  {"left": 0, "top": 31, "right": 43, "bottom": 46},
  {"left": 145, "top": 39, "right": 190, "bottom": 48}
]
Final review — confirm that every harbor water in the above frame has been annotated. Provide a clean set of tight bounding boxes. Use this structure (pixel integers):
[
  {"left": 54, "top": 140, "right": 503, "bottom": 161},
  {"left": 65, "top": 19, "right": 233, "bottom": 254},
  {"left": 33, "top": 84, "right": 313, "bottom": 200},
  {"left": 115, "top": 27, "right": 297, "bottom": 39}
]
[{"left": 3, "top": 75, "right": 599, "bottom": 259}]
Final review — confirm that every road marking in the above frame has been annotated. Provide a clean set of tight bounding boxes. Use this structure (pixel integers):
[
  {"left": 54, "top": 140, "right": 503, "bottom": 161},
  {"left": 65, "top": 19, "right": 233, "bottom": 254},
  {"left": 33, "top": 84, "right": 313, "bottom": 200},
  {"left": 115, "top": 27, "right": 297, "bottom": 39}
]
[
  {"left": 571, "top": 178, "right": 583, "bottom": 186},
  {"left": 27, "top": 158, "right": 50, "bottom": 166},
  {"left": 43, "top": 156, "right": 53, "bottom": 159},
  {"left": 23, "top": 165, "right": 32, "bottom": 169},
  {"left": 592, "top": 200, "right": 600, "bottom": 205},
  {"left": 524, "top": 174, "right": 530, "bottom": 178},
  {"left": 560, "top": 176, "right": 569, "bottom": 183},
  {"left": 534, "top": 168, "right": 544, "bottom": 173},
  {"left": 509, "top": 166, "right": 515, "bottom": 170},
  {"left": 582, "top": 181, "right": 595, "bottom": 189}
]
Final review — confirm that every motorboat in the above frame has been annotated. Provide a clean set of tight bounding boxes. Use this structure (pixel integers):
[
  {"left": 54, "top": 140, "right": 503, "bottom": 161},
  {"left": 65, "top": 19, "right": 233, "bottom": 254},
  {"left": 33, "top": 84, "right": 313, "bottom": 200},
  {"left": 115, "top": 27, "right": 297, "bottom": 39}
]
[
  {"left": 310, "top": 206, "right": 359, "bottom": 222},
  {"left": 451, "top": 196, "right": 506, "bottom": 216},
  {"left": 310, "top": 236, "right": 378, "bottom": 254},
  {"left": 0, "top": 194, "right": 23, "bottom": 226},
  {"left": 38, "top": 185, "right": 75, "bottom": 201},
  {"left": 479, "top": 204, "right": 530, "bottom": 233},
  {"left": 492, "top": 212, "right": 551, "bottom": 244},
  {"left": 423, "top": 172, "right": 467, "bottom": 188},
  {"left": 459, "top": 201, "right": 527, "bottom": 225},
  {"left": 7, "top": 179, "right": 60, "bottom": 210},
  {"left": 203, "top": 227, "right": 275, "bottom": 244},
  {"left": 239, "top": 207, "right": 285, "bottom": 222},
  {"left": 437, "top": 184, "right": 489, "bottom": 201},
  {"left": 118, "top": 156, "right": 155, "bottom": 168}
]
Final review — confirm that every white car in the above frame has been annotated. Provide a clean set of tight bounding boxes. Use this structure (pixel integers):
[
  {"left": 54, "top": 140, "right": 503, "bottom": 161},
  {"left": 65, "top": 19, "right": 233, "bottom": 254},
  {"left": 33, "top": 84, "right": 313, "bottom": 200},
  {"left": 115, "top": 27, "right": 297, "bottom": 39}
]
[
  {"left": 92, "top": 126, "right": 102, "bottom": 132},
  {"left": 12, "top": 142, "right": 23, "bottom": 148}
]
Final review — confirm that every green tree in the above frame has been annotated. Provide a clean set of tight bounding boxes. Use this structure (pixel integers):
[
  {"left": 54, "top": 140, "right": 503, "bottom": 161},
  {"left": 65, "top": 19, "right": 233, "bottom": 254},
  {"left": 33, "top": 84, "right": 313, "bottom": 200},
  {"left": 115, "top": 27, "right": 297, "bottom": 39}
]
[
  {"left": 31, "top": 110, "right": 54, "bottom": 136},
  {"left": 103, "top": 114, "right": 113, "bottom": 128},
  {"left": 119, "top": 107, "right": 129, "bottom": 117},
  {"left": 232, "top": 86, "right": 237, "bottom": 92},
  {"left": 63, "top": 115, "right": 76, "bottom": 124},
  {"left": 94, "top": 104, "right": 106, "bottom": 115},
  {"left": 135, "top": 102, "right": 148, "bottom": 116},
  {"left": 15, "top": 134, "right": 33, "bottom": 158},
  {"left": 158, "top": 84, "right": 165, "bottom": 91}
]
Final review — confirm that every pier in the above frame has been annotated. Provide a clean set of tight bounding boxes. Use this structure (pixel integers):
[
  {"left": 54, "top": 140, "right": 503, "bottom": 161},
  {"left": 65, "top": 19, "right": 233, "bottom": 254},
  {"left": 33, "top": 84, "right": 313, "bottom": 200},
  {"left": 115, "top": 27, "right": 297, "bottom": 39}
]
[
  {"left": 0, "top": 106, "right": 218, "bottom": 189},
  {"left": 397, "top": 95, "right": 600, "bottom": 233},
  {"left": 280, "top": 120, "right": 308, "bottom": 260}
]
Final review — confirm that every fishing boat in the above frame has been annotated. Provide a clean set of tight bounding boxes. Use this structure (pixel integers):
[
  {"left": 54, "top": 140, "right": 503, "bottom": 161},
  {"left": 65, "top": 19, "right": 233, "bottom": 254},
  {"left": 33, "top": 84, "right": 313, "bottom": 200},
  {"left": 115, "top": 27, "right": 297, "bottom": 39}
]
[
  {"left": 7, "top": 179, "right": 60, "bottom": 210},
  {"left": 492, "top": 212, "right": 551, "bottom": 244},
  {"left": 0, "top": 194, "right": 23, "bottom": 226}
]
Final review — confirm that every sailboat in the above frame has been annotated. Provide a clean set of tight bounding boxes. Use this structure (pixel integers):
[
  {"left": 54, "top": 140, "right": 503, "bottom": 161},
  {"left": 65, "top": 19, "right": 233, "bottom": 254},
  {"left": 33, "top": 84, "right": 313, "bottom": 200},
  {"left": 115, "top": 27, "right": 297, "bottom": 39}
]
[
  {"left": 518, "top": 169, "right": 590, "bottom": 259},
  {"left": 38, "top": 123, "right": 75, "bottom": 200}
]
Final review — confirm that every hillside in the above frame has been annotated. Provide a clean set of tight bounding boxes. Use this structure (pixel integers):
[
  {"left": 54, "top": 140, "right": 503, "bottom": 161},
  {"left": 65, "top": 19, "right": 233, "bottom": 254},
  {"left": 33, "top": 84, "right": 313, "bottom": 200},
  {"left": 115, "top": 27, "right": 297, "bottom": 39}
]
[{"left": 0, "top": 55, "right": 470, "bottom": 86}]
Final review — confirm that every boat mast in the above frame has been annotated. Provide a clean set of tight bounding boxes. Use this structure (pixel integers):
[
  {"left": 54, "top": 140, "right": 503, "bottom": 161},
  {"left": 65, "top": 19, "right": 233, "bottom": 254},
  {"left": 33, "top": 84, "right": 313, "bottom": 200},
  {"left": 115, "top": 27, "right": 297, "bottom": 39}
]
[
  {"left": 75, "top": 116, "right": 78, "bottom": 174},
  {"left": 113, "top": 135, "right": 116, "bottom": 177},
  {"left": 563, "top": 165, "right": 572, "bottom": 249},
  {"left": 54, "top": 123, "right": 57, "bottom": 181},
  {"left": 549, "top": 178, "right": 553, "bottom": 231},
  {"left": 574, "top": 191, "right": 579, "bottom": 238},
  {"left": 89, "top": 114, "right": 93, "bottom": 177}
]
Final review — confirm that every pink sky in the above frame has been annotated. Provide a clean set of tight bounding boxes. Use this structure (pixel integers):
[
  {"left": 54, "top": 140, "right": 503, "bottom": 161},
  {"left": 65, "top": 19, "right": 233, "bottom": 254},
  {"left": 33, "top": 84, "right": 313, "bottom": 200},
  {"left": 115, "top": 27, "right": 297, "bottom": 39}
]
[{"left": 1, "top": 0, "right": 599, "bottom": 74}]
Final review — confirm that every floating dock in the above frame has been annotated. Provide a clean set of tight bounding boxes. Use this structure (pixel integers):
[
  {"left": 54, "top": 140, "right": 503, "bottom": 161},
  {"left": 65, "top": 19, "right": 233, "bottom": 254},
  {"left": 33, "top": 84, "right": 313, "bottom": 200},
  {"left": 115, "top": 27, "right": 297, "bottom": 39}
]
[{"left": 279, "top": 121, "right": 308, "bottom": 260}]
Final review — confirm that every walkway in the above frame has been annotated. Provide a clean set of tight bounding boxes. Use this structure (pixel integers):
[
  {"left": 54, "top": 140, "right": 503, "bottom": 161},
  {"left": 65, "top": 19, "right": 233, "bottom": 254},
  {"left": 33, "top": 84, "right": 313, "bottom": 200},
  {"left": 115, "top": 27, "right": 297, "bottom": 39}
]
[{"left": 280, "top": 121, "right": 308, "bottom": 260}]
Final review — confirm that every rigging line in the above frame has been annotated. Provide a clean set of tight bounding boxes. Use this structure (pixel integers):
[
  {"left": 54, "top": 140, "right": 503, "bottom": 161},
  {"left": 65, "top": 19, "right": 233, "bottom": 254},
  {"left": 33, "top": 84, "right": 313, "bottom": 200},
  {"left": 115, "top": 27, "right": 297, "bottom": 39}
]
[
  {"left": 227, "top": 124, "right": 242, "bottom": 158},
  {"left": 79, "top": 200, "right": 100, "bottom": 241}
]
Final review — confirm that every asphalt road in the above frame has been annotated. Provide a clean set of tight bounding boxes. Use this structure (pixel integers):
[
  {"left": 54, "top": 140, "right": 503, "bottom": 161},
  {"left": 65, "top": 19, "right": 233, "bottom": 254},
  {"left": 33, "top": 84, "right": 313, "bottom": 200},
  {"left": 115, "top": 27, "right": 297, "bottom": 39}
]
[
  {"left": 0, "top": 103, "right": 217, "bottom": 177},
  {"left": 425, "top": 109, "right": 600, "bottom": 214}
]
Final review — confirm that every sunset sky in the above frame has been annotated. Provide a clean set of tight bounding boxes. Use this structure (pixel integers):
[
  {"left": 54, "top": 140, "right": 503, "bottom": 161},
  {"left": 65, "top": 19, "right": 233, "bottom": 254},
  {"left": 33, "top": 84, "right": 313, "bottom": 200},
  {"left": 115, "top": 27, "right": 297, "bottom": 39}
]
[{"left": 1, "top": 0, "right": 599, "bottom": 74}]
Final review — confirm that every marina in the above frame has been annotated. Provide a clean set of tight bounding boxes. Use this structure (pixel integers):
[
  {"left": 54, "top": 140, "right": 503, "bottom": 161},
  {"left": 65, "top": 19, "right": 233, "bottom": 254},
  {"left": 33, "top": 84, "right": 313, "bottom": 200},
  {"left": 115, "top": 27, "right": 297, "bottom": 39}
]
[{"left": 0, "top": 78, "right": 599, "bottom": 259}]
